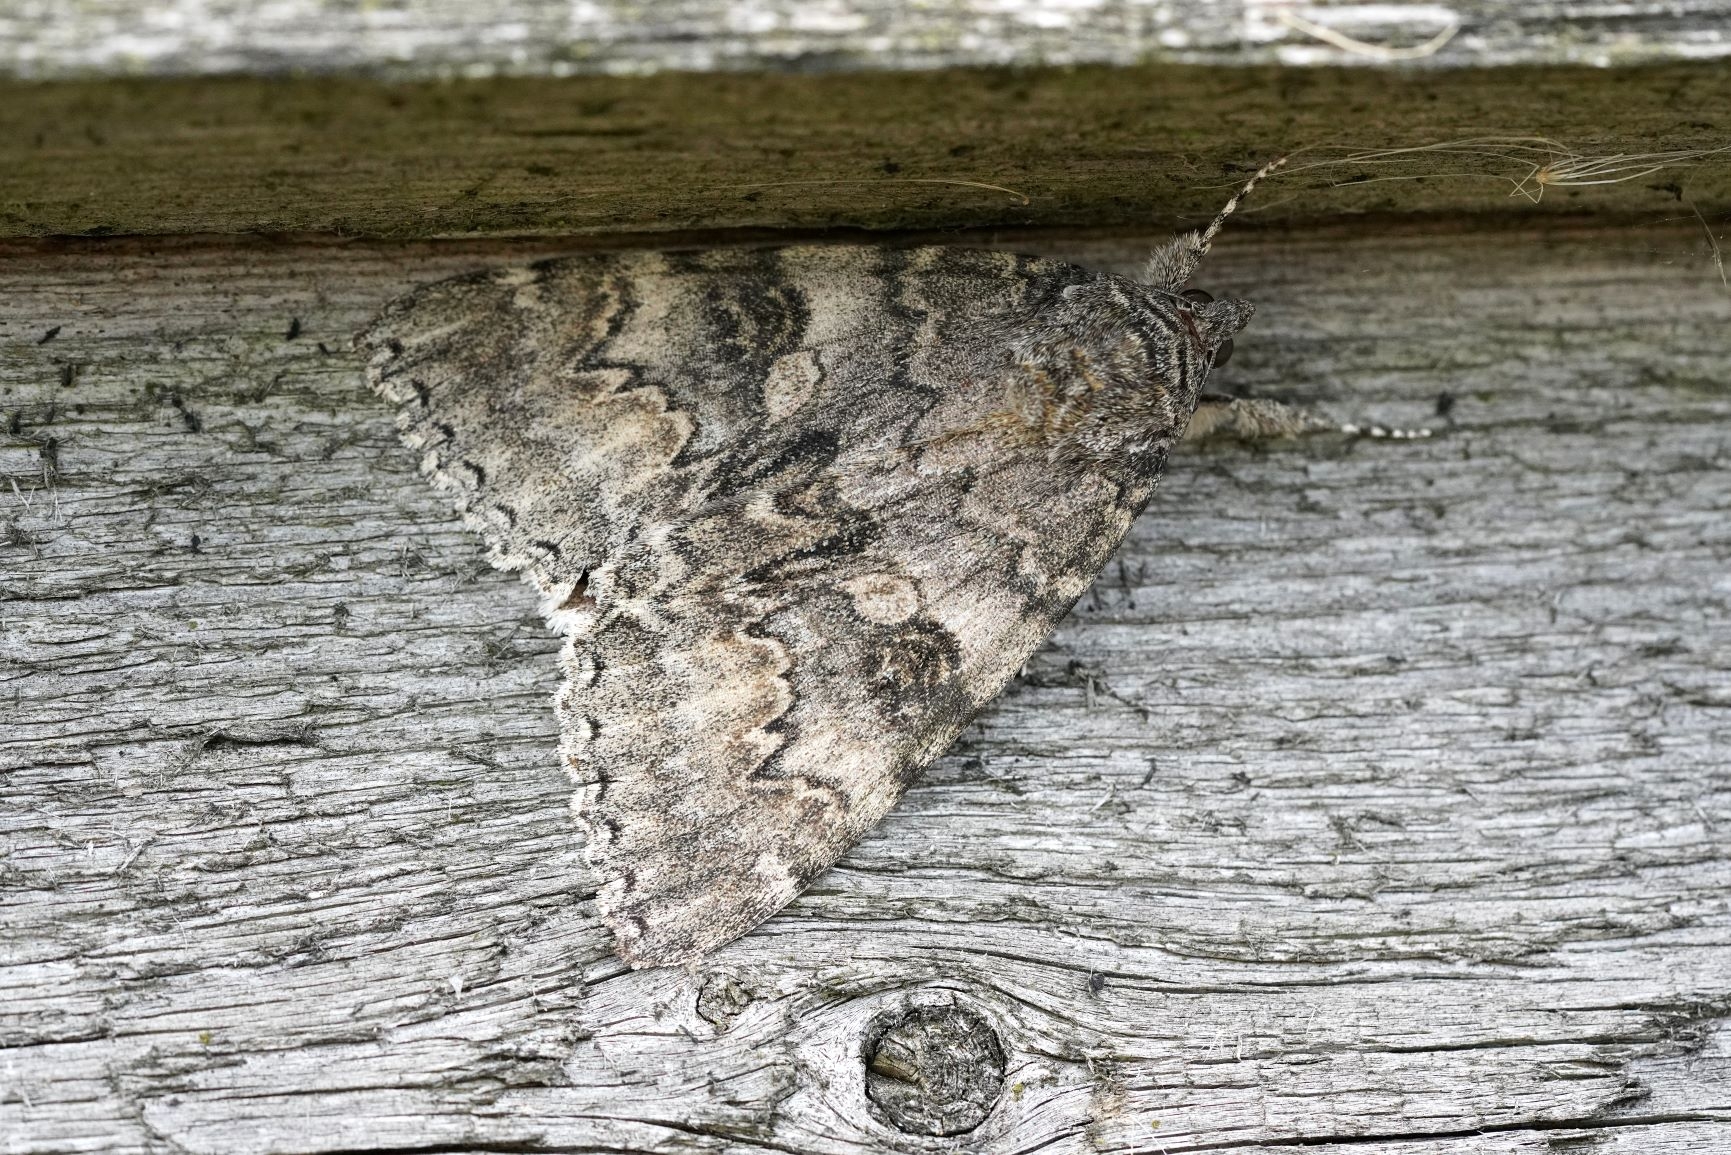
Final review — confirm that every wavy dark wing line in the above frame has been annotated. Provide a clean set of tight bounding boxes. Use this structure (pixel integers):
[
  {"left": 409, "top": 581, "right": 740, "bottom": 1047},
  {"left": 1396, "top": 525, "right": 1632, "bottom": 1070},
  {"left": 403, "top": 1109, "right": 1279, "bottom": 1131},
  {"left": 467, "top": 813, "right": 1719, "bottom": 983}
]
[{"left": 365, "top": 244, "right": 1174, "bottom": 966}]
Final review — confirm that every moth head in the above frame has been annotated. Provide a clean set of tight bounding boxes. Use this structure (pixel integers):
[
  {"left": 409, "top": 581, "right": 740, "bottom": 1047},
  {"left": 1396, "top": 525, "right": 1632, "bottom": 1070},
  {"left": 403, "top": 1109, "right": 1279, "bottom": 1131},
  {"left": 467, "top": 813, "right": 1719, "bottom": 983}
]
[
  {"left": 1026, "top": 277, "right": 1257, "bottom": 469},
  {"left": 1174, "top": 287, "right": 1253, "bottom": 370}
]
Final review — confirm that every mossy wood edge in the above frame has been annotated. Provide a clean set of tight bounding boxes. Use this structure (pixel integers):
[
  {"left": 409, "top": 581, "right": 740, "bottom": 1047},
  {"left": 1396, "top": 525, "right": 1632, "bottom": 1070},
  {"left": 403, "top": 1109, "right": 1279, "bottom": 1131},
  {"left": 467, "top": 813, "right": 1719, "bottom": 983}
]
[{"left": 2, "top": 63, "right": 1727, "bottom": 240}]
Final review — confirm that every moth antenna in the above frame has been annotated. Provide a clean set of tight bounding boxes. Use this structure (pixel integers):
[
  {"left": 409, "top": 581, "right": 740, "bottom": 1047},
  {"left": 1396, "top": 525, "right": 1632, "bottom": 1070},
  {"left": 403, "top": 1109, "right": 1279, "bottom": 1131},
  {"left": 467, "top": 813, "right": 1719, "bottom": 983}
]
[
  {"left": 1143, "top": 155, "right": 1288, "bottom": 290},
  {"left": 1196, "top": 155, "right": 1288, "bottom": 256}
]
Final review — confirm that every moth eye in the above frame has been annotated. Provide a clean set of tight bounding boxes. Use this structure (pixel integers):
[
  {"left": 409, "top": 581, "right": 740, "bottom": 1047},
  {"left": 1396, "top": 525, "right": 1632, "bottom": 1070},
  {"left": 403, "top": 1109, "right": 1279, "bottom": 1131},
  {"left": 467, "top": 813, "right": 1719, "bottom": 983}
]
[
  {"left": 1181, "top": 288, "right": 1214, "bottom": 305},
  {"left": 1212, "top": 340, "right": 1234, "bottom": 368}
]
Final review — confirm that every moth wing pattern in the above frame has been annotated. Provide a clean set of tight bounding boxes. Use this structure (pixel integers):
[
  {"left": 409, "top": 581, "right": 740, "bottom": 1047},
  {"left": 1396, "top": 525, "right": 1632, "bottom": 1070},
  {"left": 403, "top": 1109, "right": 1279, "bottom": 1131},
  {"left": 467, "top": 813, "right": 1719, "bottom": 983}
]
[{"left": 365, "top": 244, "right": 1210, "bottom": 967}]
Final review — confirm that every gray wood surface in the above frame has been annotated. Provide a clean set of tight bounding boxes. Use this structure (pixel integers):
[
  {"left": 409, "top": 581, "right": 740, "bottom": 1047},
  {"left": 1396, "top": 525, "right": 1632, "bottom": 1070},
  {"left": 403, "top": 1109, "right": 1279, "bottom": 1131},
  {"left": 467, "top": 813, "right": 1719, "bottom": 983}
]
[
  {"left": 2, "top": 223, "right": 1729, "bottom": 1153},
  {"left": 4, "top": 0, "right": 1730, "bottom": 76}
]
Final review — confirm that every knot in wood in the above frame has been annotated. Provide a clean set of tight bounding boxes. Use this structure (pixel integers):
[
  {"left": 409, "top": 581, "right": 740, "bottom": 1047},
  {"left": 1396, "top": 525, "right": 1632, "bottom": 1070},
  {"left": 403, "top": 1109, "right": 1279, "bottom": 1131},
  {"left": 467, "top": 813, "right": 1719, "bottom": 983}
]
[
  {"left": 695, "top": 974, "right": 753, "bottom": 1032},
  {"left": 864, "top": 1003, "right": 1005, "bottom": 1137}
]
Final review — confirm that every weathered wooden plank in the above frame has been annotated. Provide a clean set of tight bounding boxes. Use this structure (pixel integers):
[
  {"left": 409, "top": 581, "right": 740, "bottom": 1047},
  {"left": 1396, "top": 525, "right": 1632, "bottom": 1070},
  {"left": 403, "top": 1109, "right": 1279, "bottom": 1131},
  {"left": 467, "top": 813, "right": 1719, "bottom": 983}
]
[
  {"left": 1, "top": 223, "right": 1729, "bottom": 1153},
  {"left": 5, "top": 0, "right": 1731, "bottom": 77},
  {"left": 2, "top": 65, "right": 1729, "bottom": 240}
]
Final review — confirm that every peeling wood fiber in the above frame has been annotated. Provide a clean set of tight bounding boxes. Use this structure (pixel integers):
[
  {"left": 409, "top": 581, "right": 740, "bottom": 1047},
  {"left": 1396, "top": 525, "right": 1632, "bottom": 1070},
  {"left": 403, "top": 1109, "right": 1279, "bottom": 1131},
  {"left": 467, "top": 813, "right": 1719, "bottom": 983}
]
[{"left": 2, "top": 223, "right": 1728, "bottom": 1153}]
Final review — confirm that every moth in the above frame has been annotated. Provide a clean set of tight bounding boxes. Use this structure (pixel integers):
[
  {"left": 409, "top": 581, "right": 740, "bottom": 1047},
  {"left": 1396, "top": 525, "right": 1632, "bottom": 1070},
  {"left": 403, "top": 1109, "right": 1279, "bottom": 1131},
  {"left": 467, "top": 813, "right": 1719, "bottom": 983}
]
[{"left": 365, "top": 159, "right": 1335, "bottom": 967}]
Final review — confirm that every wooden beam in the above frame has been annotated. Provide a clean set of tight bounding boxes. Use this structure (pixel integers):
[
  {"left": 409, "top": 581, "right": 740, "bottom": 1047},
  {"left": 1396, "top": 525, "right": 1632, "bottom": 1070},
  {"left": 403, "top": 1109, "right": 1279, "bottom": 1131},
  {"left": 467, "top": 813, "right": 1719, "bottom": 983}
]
[
  {"left": 6, "top": 0, "right": 1729, "bottom": 76},
  {"left": 2, "top": 64, "right": 1728, "bottom": 239},
  {"left": 3, "top": 222, "right": 1728, "bottom": 1152}
]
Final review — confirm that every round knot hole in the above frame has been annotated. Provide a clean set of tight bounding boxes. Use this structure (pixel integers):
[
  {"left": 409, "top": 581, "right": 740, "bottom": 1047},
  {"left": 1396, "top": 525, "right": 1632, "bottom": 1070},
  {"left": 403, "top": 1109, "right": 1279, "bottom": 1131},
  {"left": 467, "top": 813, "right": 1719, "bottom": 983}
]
[{"left": 863, "top": 1002, "right": 1005, "bottom": 1137}]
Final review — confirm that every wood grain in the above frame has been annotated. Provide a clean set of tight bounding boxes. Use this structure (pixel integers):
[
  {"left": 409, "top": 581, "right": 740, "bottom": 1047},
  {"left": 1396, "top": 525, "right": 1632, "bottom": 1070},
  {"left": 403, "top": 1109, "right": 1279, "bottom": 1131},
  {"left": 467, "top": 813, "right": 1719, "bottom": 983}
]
[
  {"left": 2, "top": 222, "right": 1729, "bottom": 1153},
  {"left": 6, "top": 0, "right": 1730, "bottom": 76}
]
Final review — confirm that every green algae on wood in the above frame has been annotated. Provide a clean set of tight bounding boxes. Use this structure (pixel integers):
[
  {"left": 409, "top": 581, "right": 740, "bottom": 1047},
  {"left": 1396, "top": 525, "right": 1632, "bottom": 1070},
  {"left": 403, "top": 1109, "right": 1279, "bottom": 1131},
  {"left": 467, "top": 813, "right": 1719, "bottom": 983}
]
[{"left": 0, "top": 63, "right": 1727, "bottom": 240}]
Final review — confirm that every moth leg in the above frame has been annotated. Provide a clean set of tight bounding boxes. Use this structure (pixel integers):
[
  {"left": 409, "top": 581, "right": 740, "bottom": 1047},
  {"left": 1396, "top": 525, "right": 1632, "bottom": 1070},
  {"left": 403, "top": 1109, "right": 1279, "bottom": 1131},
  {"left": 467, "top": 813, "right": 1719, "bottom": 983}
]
[
  {"left": 1143, "top": 229, "right": 1210, "bottom": 294},
  {"left": 1142, "top": 156, "right": 1288, "bottom": 290},
  {"left": 1183, "top": 394, "right": 1432, "bottom": 444}
]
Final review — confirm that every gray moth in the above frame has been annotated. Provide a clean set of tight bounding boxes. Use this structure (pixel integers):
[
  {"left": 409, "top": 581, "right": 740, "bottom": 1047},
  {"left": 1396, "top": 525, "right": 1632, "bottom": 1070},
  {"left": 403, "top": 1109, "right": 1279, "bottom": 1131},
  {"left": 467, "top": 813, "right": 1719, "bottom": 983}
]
[{"left": 364, "top": 160, "right": 1303, "bottom": 968}]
